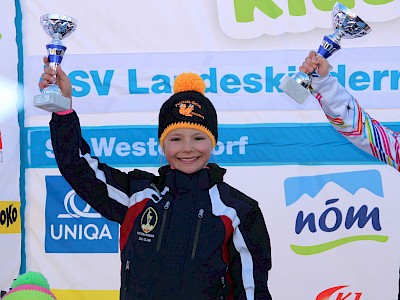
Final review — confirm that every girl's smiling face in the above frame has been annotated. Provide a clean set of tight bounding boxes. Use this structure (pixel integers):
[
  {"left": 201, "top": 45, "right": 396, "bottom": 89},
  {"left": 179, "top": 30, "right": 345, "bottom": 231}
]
[{"left": 163, "top": 128, "right": 212, "bottom": 174}]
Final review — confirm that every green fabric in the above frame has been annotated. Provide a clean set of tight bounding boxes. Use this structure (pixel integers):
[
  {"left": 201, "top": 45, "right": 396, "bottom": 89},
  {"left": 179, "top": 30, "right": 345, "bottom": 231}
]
[
  {"left": 12, "top": 272, "right": 50, "bottom": 289},
  {"left": 3, "top": 289, "right": 55, "bottom": 300}
]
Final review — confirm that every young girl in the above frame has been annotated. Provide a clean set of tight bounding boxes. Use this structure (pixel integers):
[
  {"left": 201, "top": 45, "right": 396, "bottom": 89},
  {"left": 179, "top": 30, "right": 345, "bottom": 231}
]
[{"left": 40, "top": 58, "right": 272, "bottom": 299}]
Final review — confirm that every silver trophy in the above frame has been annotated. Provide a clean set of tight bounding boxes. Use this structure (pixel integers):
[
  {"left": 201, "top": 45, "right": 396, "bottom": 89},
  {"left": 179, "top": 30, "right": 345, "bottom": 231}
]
[
  {"left": 34, "top": 14, "right": 77, "bottom": 112},
  {"left": 279, "top": 2, "right": 371, "bottom": 104}
]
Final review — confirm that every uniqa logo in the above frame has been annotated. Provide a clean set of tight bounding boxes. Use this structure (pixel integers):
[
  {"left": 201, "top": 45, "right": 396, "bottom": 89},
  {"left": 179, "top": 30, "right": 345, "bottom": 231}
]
[
  {"left": 284, "top": 170, "right": 388, "bottom": 255},
  {"left": 57, "top": 190, "right": 101, "bottom": 219},
  {"left": 51, "top": 190, "right": 111, "bottom": 241},
  {"left": 316, "top": 285, "right": 362, "bottom": 300},
  {"left": 45, "top": 176, "right": 119, "bottom": 253},
  {"left": 216, "top": 0, "right": 399, "bottom": 38}
]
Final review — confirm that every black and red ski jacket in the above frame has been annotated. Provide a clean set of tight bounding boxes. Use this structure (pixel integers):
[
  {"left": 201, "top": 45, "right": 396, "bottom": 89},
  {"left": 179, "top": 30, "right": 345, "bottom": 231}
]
[{"left": 50, "top": 111, "right": 272, "bottom": 300}]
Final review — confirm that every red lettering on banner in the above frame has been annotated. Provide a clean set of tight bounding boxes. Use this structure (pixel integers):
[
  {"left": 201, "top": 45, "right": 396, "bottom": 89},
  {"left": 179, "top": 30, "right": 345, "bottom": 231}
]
[
  {"left": 316, "top": 285, "right": 363, "bottom": 300},
  {"left": 336, "top": 292, "right": 362, "bottom": 300},
  {"left": 337, "top": 292, "right": 352, "bottom": 300}
]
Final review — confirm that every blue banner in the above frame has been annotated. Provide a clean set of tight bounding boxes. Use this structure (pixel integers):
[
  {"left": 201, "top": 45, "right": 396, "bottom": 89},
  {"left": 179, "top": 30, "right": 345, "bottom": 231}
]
[{"left": 26, "top": 123, "right": 400, "bottom": 168}]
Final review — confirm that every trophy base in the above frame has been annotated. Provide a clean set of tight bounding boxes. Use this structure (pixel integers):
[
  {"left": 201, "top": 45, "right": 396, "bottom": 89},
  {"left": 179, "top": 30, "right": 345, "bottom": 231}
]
[
  {"left": 279, "top": 75, "right": 311, "bottom": 104},
  {"left": 34, "top": 93, "right": 71, "bottom": 112}
]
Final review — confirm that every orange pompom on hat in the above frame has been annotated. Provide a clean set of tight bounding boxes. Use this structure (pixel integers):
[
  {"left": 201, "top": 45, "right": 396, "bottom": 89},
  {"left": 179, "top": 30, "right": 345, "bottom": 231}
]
[{"left": 158, "top": 72, "right": 218, "bottom": 148}]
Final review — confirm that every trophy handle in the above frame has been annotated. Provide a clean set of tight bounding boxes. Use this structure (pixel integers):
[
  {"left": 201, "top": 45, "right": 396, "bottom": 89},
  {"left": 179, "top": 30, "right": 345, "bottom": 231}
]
[
  {"left": 47, "top": 41, "right": 67, "bottom": 71},
  {"left": 309, "top": 34, "right": 342, "bottom": 78},
  {"left": 42, "top": 41, "right": 67, "bottom": 96}
]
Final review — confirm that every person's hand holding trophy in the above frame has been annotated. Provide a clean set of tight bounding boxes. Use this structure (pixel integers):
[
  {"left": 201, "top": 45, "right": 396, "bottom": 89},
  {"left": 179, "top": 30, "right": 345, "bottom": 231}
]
[
  {"left": 279, "top": 2, "right": 371, "bottom": 104},
  {"left": 34, "top": 14, "right": 77, "bottom": 112}
]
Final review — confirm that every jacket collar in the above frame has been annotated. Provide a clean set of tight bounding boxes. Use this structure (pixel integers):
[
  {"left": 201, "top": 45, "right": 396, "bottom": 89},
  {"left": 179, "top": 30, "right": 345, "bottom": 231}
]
[{"left": 154, "top": 163, "right": 226, "bottom": 193}]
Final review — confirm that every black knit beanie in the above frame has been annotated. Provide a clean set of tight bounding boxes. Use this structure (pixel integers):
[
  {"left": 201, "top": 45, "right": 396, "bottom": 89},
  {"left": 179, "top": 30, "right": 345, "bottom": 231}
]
[{"left": 158, "top": 72, "right": 218, "bottom": 148}]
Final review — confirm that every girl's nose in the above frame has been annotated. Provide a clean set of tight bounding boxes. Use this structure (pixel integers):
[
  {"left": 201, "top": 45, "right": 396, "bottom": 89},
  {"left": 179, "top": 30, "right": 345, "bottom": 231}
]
[{"left": 182, "top": 140, "right": 194, "bottom": 151}]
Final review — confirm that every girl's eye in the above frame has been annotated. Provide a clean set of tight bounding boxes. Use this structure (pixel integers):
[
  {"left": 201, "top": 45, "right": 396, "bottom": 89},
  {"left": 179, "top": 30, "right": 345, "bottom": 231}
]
[
  {"left": 170, "top": 137, "right": 181, "bottom": 142},
  {"left": 195, "top": 136, "right": 205, "bottom": 141}
]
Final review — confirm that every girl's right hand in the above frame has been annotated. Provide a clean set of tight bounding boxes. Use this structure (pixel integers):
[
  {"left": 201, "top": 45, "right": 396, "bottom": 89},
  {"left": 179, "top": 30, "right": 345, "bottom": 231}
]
[
  {"left": 38, "top": 56, "right": 72, "bottom": 100},
  {"left": 299, "top": 50, "right": 331, "bottom": 77}
]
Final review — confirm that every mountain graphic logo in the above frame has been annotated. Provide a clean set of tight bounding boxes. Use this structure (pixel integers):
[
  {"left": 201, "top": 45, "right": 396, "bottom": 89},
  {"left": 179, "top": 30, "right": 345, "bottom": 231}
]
[
  {"left": 284, "top": 170, "right": 388, "bottom": 255},
  {"left": 285, "top": 170, "right": 383, "bottom": 206}
]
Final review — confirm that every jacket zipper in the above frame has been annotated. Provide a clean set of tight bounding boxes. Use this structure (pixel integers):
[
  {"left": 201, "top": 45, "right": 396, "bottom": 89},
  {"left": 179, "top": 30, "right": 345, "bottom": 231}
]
[
  {"left": 149, "top": 183, "right": 161, "bottom": 202},
  {"left": 217, "top": 276, "right": 226, "bottom": 299},
  {"left": 123, "top": 260, "right": 131, "bottom": 292},
  {"left": 191, "top": 208, "right": 204, "bottom": 260},
  {"left": 156, "top": 201, "right": 170, "bottom": 252}
]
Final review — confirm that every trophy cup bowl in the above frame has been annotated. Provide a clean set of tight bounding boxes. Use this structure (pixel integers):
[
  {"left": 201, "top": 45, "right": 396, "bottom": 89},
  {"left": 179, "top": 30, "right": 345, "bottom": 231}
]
[
  {"left": 34, "top": 14, "right": 77, "bottom": 112},
  {"left": 332, "top": 3, "right": 371, "bottom": 40},
  {"left": 279, "top": 2, "right": 371, "bottom": 104},
  {"left": 41, "top": 14, "right": 77, "bottom": 41}
]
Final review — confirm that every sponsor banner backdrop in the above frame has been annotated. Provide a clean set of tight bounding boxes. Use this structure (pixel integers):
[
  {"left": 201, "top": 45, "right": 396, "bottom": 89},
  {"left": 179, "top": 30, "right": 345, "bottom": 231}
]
[
  {"left": 26, "top": 123, "right": 388, "bottom": 169},
  {"left": 24, "top": 169, "right": 120, "bottom": 291},
  {"left": 227, "top": 165, "right": 400, "bottom": 300},
  {"left": 24, "top": 165, "right": 400, "bottom": 299},
  {"left": 21, "top": 0, "right": 400, "bottom": 56},
  {"left": 0, "top": 0, "right": 21, "bottom": 291},
  {"left": 20, "top": 0, "right": 400, "bottom": 299},
  {"left": 23, "top": 47, "right": 400, "bottom": 119}
]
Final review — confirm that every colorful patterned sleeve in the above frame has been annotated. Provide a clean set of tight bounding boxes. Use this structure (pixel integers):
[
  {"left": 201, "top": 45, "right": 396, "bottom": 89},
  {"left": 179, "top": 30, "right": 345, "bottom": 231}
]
[{"left": 311, "top": 75, "right": 400, "bottom": 171}]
